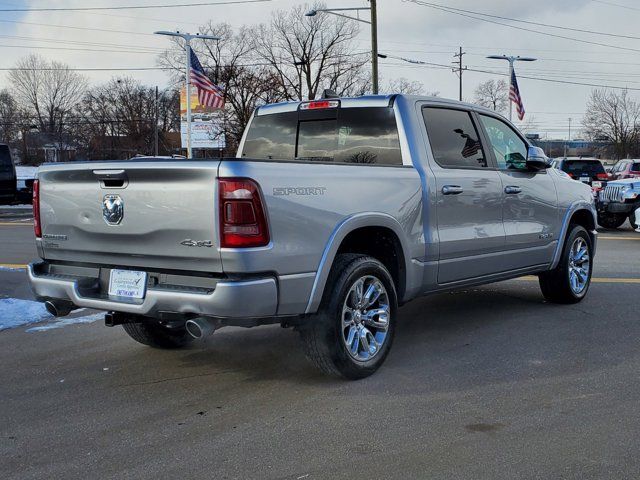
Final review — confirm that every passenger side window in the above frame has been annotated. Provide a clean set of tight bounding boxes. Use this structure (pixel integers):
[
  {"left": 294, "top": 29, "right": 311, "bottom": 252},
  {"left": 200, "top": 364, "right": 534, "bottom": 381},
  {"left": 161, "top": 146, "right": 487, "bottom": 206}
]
[
  {"left": 479, "top": 115, "right": 529, "bottom": 171},
  {"left": 422, "top": 107, "right": 487, "bottom": 169}
]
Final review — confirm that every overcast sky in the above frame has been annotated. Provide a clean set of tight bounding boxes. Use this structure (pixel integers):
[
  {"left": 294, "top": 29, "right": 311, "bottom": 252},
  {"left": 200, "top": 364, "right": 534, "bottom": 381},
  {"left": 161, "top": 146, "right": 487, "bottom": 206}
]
[{"left": 2, "top": 0, "right": 640, "bottom": 139}]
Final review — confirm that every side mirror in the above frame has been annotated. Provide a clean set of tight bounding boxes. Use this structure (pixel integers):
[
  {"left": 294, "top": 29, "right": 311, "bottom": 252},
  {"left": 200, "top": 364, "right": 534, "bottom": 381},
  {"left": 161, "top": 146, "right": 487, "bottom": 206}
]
[{"left": 526, "top": 146, "right": 551, "bottom": 171}]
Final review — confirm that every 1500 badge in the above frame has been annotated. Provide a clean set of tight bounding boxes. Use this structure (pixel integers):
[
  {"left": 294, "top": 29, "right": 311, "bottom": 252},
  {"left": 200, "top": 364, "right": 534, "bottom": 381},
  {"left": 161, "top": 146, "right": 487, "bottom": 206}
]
[{"left": 180, "top": 239, "right": 214, "bottom": 248}]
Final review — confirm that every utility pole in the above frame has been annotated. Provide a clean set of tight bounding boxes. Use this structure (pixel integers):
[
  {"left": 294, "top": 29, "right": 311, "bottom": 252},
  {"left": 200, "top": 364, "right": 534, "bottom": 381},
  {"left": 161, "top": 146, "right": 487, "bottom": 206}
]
[
  {"left": 452, "top": 47, "right": 466, "bottom": 101},
  {"left": 370, "top": 0, "right": 379, "bottom": 94},
  {"left": 154, "top": 31, "right": 220, "bottom": 158},
  {"left": 565, "top": 117, "right": 572, "bottom": 157},
  {"left": 154, "top": 86, "right": 159, "bottom": 157}
]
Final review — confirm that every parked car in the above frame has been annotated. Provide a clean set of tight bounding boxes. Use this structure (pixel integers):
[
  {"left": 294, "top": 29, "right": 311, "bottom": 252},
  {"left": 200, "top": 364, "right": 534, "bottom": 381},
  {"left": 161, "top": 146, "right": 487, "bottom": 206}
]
[
  {"left": 608, "top": 159, "right": 640, "bottom": 181},
  {"left": 28, "top": 94, "right": 598, "bottom": 379},
  {"left": 597, "top": 178, "right": 640, "bottom": 229},
  {"left": 0, "top": 144, "right": 17, "bottom": 205},
  {"left": 552, "top": 157, "right": 609, "bottom": 188}
]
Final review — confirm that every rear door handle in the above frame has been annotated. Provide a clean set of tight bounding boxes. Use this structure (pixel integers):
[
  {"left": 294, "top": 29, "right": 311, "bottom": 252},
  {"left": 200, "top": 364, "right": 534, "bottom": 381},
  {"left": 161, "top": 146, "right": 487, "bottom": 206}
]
[
  {"left": 442, "top": 185, "right": 463, "bottom": 195},
  {"left": 504, "top": 186, "right": 522, "bottom": 194}
]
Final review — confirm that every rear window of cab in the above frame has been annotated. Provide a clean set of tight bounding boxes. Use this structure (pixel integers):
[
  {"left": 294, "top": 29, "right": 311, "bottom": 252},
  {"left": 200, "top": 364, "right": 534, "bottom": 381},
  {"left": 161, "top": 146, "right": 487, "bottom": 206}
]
[{"left": 242, "top": 107, "right": 402, "bottom": 166}]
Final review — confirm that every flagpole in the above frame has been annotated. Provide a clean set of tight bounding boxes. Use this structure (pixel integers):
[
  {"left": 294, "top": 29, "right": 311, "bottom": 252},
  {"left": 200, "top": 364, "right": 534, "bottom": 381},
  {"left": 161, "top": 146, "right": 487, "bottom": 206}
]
[
  {"left": 154, "top": 31, "right": 220, "bottom": 158},
  {"left": 185, "top": 38, "right": 193, "bottom": 158},
  {"left": 486, "top": 54, "right": 537, "bottom": 122}
]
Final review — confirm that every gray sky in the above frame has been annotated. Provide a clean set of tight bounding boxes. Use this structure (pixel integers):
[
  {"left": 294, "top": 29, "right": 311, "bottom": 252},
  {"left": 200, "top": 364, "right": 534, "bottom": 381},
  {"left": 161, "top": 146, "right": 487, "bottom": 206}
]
[{"left": 2, "top": 0, "right": 639, "bottom": 139}]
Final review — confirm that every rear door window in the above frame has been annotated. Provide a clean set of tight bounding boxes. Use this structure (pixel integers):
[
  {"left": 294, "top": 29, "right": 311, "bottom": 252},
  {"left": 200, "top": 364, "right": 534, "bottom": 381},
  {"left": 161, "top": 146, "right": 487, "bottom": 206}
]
[
  {"left": 422, "top": 107, "right": 487, "bottom": 169},
  {"left": 631, "top": 163, "right": 640, "bottom": 172},
  {"left": 242, "top": 107, "right": 402, "bottom": 165}
]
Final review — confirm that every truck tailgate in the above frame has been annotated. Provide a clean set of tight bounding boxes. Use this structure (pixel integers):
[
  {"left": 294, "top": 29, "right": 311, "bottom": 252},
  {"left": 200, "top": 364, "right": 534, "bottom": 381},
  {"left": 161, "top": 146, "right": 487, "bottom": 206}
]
[{"left": 38, "top": 160, "right": 223, "bottom": 273}]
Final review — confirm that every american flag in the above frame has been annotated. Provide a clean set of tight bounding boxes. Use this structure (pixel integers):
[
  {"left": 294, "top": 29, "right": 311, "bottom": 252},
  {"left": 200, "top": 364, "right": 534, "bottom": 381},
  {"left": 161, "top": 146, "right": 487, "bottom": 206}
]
[
  {"left": 509, "top": 68, "right": 525, "bottom": 121},
  {"left": 189, "top": 49, "right": 224, "bottom": 109}
]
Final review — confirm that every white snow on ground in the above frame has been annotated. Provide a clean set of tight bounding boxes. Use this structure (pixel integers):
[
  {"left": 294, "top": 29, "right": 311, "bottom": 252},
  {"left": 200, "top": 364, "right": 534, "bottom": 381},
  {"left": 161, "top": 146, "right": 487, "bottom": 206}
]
[
  {"left": 27, "top": 313, "right": 103, "bottom": 332},
  {"left": 0, "top": 298, "right": 102, "bottom": 331},
  {"left": 0, "top": 298, "right": 50, "bottom": 330}
]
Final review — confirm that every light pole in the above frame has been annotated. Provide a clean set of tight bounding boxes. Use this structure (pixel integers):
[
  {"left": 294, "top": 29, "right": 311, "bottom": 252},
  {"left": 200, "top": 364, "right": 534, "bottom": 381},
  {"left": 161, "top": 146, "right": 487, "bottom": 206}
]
[
  {"left": 305, "top": 1, "right": 379, "bottom": 94},
  {"left": 154, "top": 31, "right": 220, "bottom": 158},
  {"left": 486, "top": 54, "right": 536, "bottom": 121}
]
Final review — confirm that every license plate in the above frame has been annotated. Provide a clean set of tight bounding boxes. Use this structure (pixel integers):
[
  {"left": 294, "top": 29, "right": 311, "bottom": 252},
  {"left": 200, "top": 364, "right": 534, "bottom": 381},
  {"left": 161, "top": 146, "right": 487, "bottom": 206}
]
[
  {"left": 108, "top": 269, "right": 147, "bottom": 299},
  {"left": 580, "top": 177, "right": 590, "bottom": 183},
  {"left": 592, "top": 181, "right": 602, "bottom": 188}
]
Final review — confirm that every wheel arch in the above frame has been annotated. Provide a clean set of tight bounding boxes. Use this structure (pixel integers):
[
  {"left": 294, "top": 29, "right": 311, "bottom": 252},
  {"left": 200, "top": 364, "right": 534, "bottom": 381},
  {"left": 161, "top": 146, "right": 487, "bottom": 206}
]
[
  {"left": 550, "top": 202, "right": 598, "bottom": 270},
  {"left": 305, "top": 213, "right": 413, "bottom": 314}
]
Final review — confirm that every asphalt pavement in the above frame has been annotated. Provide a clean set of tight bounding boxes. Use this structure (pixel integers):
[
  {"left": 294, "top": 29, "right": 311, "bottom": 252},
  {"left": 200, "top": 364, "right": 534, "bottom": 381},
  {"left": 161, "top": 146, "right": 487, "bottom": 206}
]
[{"left": 1, "top": 211, "right": 639, "bottom": 479}]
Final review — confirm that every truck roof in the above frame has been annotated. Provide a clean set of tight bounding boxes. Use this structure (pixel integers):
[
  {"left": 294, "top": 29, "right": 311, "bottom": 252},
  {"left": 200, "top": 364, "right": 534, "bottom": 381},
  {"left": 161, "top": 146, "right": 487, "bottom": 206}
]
[{"left": 255, "top": 93, "right": 501, "bottom": 118}]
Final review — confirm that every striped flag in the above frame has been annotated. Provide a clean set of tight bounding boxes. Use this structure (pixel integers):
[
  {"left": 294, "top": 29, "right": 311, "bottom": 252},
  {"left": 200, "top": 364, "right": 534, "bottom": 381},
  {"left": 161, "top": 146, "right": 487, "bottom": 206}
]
[
  {"left": 509, "top": 68, "right": 525, "bottom": 121},
  {"left": 189, "top": 49, "right": 224, "bottom": 109}
]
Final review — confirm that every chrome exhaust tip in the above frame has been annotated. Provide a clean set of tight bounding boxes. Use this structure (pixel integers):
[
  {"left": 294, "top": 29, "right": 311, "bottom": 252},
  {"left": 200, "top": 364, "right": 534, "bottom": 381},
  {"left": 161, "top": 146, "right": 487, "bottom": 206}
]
[
  {"left": 185, "top": 318, "right": 217, "bottom": 339},
  {"left": 44, "top": 300, "right": 74, "bottom": 317}
]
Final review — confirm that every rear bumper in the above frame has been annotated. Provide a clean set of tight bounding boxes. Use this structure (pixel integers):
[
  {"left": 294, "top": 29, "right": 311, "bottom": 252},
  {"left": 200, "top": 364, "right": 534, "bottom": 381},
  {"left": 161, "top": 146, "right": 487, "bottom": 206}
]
[{"left": 28, "top": 262, "right": 278, "bottom": 318}]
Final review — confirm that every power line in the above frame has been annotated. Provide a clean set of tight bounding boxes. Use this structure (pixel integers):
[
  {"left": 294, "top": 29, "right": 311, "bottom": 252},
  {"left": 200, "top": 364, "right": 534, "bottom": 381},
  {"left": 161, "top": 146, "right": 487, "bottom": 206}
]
[
  {"left": 590, "top": 0, "right": 640, "bottom": 12},
  {"left": 0, "top": 19, "right": 155, "bottom": 37},
  {"left": 405, "top": 0, "right": 640, "bottom": 54},
  {"left": 0, "top": 0, "right": 271, "bottom": 12},
  {"left": 406, "top": 0, "right": 640, "bottom": 41}
]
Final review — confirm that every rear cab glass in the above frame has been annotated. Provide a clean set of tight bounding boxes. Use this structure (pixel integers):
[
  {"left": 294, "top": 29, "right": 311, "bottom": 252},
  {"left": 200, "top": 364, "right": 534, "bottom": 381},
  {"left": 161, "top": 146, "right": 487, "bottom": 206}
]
[
  {"left": 561, "top": 160, "right": 605, "bottom": 177},
  {"left": 0, "top": 145, "right": 14, "bottom": 174},
  {"left": 631, "top": 163, "right": 640, "bottom": 172},
  {"left": 241, "top": 106, "right": 402, "bottom": 166}
]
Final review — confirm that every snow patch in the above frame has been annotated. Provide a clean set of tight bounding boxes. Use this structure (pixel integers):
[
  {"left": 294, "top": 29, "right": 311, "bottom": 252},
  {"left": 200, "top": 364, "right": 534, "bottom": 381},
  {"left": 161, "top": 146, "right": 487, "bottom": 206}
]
[
  {"left": 27, "top": 313, "right": 103, "bottom": 332},
  {"left": 0, "top": 298, "right": 102, "bottom": 331},
  {"left": 0, "top": 298, "right": 52, "bottom": 330}
]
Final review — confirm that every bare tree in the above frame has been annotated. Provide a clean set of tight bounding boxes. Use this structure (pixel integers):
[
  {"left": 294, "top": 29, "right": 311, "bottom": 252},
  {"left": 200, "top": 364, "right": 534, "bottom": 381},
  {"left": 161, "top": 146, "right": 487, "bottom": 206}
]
[
  {"left": 583, "top": 88, "right": 640, "bottom": 159},
  {"left": 253, "top": 1, "right": 368, "bottom": 100},
  {"left": 0, "top": 89, "right": 21, "bottom": 145},
  {"left": 383, "top": 78, "right": 425, "bottom": 95},
  {"left": 474, "top": 79, "right": 508, "bottom": 113},
  {"left": 9, "top": 55, "right": 87, "bottom": 136},
  {"left": 75, "top": 77, "right": 179, "bottom": 159}
]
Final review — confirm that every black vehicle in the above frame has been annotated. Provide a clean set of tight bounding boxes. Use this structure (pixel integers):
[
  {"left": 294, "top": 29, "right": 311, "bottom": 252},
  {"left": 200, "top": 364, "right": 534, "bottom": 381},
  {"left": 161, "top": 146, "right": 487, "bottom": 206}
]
[
  {"left": 552, "top": 157, "right": 608, "bottom": 187},
  {"left": 0, "top": 144, "right": 17, "bottom": 205}
]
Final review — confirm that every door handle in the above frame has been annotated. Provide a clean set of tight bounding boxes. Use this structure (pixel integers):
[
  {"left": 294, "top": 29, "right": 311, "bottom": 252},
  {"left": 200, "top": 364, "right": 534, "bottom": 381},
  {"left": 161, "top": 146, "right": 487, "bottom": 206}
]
[
  {"left": 504, "top": 186, "right": 522, "bottom": 194},
  {"left": 442, "top": 185, "right": 463, "bottom": 195}
]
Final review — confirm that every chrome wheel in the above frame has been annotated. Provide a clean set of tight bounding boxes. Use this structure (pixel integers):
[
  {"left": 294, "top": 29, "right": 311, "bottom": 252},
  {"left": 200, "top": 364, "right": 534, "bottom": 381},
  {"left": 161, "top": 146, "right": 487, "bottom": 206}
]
[
  {"left": 568, "top": 237, "right": 590, "bottom": 294},
  {"left": 341, "top": 275, "right": 390, "bottom": 362}
]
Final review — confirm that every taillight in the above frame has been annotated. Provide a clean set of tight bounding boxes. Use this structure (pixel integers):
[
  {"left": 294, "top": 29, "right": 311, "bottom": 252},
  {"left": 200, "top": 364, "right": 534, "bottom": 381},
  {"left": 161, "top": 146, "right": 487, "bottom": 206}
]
[
  {"left": 596, "top": 173, "right": 608, "bottom": 180},
  {"left": 218, "top": 178, "right": 269, "bottom": 248},
  {"left": 33, "top": 179, "right": 41, "bottom": 238}
]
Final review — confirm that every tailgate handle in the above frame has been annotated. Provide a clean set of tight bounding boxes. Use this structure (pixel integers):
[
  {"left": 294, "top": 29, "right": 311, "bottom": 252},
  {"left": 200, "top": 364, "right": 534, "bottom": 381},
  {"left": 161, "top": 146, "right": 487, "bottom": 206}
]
[{"left": 93, "top": 170, "right": 128, "bottom": 189}]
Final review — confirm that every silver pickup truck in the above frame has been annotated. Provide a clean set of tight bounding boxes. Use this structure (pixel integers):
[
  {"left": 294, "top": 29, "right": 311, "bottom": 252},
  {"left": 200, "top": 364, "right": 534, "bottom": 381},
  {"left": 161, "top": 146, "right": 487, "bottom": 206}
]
[{"left": 28, "top": 95, "right": 597, "bottom": 379}]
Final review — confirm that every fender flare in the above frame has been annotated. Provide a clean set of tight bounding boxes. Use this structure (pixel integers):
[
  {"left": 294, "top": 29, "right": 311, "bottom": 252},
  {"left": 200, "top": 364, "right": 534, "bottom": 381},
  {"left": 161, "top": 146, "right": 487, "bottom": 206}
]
[
  {"left": 550, "top": 200, "right": 598, "bottom": 270},
  {"left": 304, "top": 212, "right": 413, "bottom": 314}
]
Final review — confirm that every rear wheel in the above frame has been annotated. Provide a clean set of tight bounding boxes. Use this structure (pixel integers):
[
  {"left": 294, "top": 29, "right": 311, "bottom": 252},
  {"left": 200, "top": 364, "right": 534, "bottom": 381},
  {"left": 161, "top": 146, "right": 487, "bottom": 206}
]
[
  {"left": 539, "top": 225, "right": 593, "bottom": 304},
  {"left": 597, "top": 213, "right": 626, "bottom": 229},
  {"left": 123, "top": 319, "right": 193, "bottom": 349},
  {"left": 299, "top": 254, "right": 397, "bottom": 380}
]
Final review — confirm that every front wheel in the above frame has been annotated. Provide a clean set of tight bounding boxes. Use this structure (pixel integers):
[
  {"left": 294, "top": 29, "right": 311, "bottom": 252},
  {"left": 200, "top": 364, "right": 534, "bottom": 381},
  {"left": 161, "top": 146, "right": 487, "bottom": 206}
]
[
  {"left": 597, "top": 213, "right": 626, "bottom": 229},
  {"left": 299, "top": 254, "right": 397, "bottom": 379},
  {"left": 629, "top": 209, "right": 639, "bottom": 230},
  {"left": 539, "top": 225, "right": 593, "bottom": 304}
]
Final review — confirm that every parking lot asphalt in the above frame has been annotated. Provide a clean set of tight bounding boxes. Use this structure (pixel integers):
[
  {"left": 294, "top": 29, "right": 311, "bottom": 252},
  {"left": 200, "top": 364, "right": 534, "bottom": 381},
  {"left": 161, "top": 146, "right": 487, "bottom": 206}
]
[{"left": 1, "top": 215, "right": 639, "bottom": 479}]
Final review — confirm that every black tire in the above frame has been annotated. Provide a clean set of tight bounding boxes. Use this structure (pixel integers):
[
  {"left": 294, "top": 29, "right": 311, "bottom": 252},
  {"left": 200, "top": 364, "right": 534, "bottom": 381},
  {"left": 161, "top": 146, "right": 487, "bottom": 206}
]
[
  {"left": 539, "top": 225, "right": 593, "bottom": 304},
  {"left": 597, "top": 213, "right": 626, "bottom": 229},
  {"left": 299, "top": 254, "right": 398, "bottom": 380},
  {"left": 122, "top": 319, "right": 193, "bottom": 349},
  {"left": 629, "top": 210, "right": 639, "bottom": 230}
]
